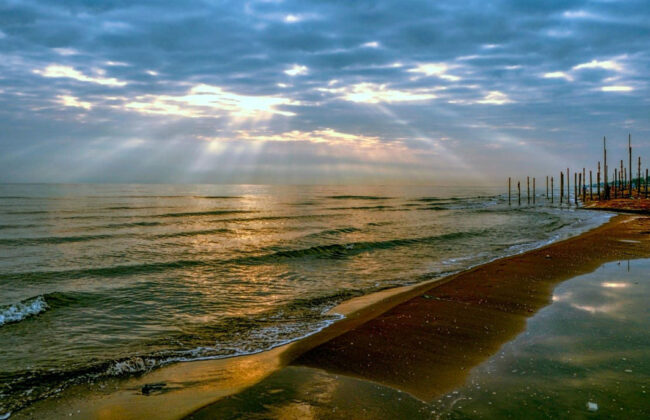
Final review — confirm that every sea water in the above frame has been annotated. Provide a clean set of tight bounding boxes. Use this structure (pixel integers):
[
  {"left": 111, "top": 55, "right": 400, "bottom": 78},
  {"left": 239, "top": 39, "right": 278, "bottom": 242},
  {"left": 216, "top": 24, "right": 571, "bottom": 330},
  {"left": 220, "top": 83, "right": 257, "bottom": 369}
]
[{"left": 0, "top": 184, "right": 610, "bottom": 414}]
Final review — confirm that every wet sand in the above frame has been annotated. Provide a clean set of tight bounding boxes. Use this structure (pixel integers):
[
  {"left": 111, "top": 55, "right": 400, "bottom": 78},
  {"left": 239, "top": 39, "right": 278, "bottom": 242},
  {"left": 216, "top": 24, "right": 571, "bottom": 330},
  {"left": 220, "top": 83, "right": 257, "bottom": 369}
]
[
  {"left": 584, "top": 198, "right": 650, "bottom": 214},
  {"left": 290, "top": 215, "right": 650, "bottom": 401},
  {"left": 15, "top": 215, "right": 650, "bottom": 419}
]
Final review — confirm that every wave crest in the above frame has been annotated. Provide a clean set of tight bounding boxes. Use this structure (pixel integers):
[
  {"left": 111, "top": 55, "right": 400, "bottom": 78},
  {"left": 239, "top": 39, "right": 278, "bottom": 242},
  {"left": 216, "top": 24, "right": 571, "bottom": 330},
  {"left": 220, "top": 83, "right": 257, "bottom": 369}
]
[{"left": 0, "top": 296, "right": 49, "bottom": 327}]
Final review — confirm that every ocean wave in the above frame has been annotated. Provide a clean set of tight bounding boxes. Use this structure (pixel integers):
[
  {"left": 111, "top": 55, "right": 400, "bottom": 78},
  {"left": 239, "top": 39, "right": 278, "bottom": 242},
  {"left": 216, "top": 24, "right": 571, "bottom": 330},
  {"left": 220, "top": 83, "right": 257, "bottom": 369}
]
[
  {"left": 105, "top": 206, "right": 161, "bottom": 210},
  {"left": 194, "top": 196, "right": 244, "bottom": 199},
  {"left": 416, "top": 206, "right": 449, "bottom": 211},
  {"left": 250, "top": 229, "right": 490, "bottom": 263},
  {"left": 329, "top": 205, "right": 394, "bottom": 210},
  {"left": 0, "top": 228, "right": 236, "bottom": 247},
  {"left": 0, "top": 260, "right": 208, "bottom": 283},
  {"left": 0, "top": 296, "right": 49, "bottom": 327},
  {"left": 326, "top": 195, "right": 392, "bottom": 200},
  {"left": 0, "top": 234, "right": 115, "bottom": 246},
  {"left": 101, "top": 221, "right": 164, "bottom": 229},
  {"left": 151, "top": 209, "right": 256, "bottom": 218},
  {"left": 0, "top": 229, "right": 490, "bottom": 282},
  {"left": 0, "top": 223, "right": 45, "bottom": 230},
  {"left": 302, "top": 227, "right": 361, "bottom": 239}
]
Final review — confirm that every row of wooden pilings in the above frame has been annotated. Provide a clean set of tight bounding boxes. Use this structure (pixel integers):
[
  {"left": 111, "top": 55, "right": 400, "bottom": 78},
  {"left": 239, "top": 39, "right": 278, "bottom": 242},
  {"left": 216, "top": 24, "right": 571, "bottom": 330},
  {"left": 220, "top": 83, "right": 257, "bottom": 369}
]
[{"left": 508, "top": 134, "right": 649, "bottom": 206}]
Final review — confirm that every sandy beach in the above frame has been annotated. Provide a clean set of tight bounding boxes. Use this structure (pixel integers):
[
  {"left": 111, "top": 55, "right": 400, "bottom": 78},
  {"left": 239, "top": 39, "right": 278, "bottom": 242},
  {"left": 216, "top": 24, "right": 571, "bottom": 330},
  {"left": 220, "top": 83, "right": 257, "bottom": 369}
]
[{"left": 14, "top": 214, "right": 650, "bottom": 419}]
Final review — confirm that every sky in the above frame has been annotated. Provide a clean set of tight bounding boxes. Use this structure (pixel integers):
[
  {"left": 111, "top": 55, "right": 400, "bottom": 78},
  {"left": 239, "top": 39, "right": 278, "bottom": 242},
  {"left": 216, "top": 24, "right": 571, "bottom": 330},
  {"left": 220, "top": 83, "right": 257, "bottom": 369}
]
[{"left": 0, "top": 0, "right": 649, "bottom": 185}]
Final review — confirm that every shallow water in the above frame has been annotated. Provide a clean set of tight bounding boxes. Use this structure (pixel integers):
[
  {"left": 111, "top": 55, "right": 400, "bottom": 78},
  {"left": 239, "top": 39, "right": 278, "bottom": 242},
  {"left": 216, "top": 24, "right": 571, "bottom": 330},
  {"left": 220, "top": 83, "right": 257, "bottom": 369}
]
[
  {"left": 0, "top": 184, "right": 609, "bottom": 414},
  {"left": 441, "top": 258, "right": 650, "bottom": 419},
  {"left": 190, "top": 259, "right": 650, "bottom": 419}
]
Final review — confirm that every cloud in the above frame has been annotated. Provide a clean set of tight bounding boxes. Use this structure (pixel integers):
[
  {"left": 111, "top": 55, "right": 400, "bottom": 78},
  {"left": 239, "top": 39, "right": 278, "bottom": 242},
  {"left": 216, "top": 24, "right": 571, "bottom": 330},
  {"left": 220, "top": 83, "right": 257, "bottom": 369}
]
[
  {"left": 318, "top": 82, "right": 439, "bottom": 104},
  {"left": 543, "top": 71, "right": 574, "bottom": 82},
  {"left": 33, "top": 65, "right": 127, "bottom": 87},
  {"left": 477, "top": 91, "right": 513, "bottom": 105},
  {"left": 284, "top": 64, "right": 308, "bottom": 76},
  {"left": 408, "top": 63, "right": 461, "bottom": 81},
  {"left": 572, "top": 59, "right": 624, "bottom": 72},
  {"left": 202, "top": 128, "right": 382, "bottom": 147},
  {"left": 56, "top": 95, "right": 92, "bottom": 110},
  {"left": 120, "top": 84, "right": 299, "bottom": 118},
  {"left": 449, "top": 90, "right": 514, "bottom": 105},
  {"left": 562, "top": 10, "right": 600, "bottom": 20},
  {"left": 52, "top": 48, "right": 79, "bottom": 56},
  {"left": 361, "top": 41, "right": 380, "bottom": 48},
  {"left": 601, "top": 85, "right": 633, "bottom": 92}
]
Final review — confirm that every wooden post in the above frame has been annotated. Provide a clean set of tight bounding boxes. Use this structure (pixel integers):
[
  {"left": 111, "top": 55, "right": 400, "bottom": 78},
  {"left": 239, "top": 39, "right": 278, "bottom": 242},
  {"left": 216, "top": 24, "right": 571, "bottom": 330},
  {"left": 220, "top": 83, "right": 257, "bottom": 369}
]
[
  {"left": 638, "top": 156, "right": 642, "bottom": 196},
  {"left": 578, "top": 173, "right": 582, "bottom": 202},
  {"left": 597, "top": 161, "right": 601, "bottom": 200},
  {"left": 620, "top": 160, "right": 624, "bottom": 193},
  {"left": 508, "top": 177, "right": 511, "bottom": 205},
  {"left": 518, "top": 181, "right": 521, "bottom": 206},
  {"left": 527, "top": 176, "right": 530, "bottom": 205},
  {"left": 646, "top": 168, "right": 648, "bottom": 199},
  {"left": 603, "top": 136, "right": 609, "bottom": 200},
  {"left": 546, "top": 176, "right": 549, "bottom": 200},
  {"left": 574, "top": 172, "right": 577, "bottom": 205},
  {"left": 629, "top": 134, "right": 633, "bottom": 198},
  {"left": 582, "top": 167, "right": 585, "bottom": 201},
  {"left": 560, "top": 171, "right": 564, "bottom": 204},
  {"left": 589, "top": 170, "right": 593, "bottom": 201},
  {"left": 551, "top": 176, "right": 554, "bottom": 203},
  {"left": 577, "top": 171, "right": 581, "bottom": 201},
  {"left": 566, "top": 168, "right": 571, "bottom": 205},
  {"left": 533, "top": 177, "right": 536, "bottom": 204},
  {"left": 579, "top": 171, "right": 583, "bottom": 201}
]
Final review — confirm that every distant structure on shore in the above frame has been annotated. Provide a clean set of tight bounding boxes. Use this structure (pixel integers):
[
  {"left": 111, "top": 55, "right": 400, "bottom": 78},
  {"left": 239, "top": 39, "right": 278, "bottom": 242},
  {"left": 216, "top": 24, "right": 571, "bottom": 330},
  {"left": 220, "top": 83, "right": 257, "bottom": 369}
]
[{"left": 508, "top": 134, "right": 649, "bottom": 207}]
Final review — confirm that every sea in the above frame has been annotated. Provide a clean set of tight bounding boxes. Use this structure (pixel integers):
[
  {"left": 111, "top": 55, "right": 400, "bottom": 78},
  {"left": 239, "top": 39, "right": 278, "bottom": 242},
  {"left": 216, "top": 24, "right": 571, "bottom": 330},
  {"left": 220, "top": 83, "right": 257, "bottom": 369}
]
[{"left": 0, "top": 184, "right": 612, "bottom": 415}]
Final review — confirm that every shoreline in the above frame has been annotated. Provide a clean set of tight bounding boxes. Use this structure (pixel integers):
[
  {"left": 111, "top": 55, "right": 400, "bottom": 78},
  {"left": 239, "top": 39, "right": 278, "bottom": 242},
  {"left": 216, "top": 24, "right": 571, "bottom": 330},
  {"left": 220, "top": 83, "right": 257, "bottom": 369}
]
[
  {"left": 289, "top": 214, "right": 650, "bottom": 401},
  {"left": 15, "top": 214, "right": 650, "bottom": 419}
]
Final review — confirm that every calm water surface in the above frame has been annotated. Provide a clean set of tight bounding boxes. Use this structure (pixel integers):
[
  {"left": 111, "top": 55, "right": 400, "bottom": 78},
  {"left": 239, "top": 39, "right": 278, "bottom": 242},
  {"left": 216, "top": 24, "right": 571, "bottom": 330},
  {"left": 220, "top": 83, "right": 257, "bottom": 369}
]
[{"left": 0, "top": 184, "right": 610, "bottom": 415}]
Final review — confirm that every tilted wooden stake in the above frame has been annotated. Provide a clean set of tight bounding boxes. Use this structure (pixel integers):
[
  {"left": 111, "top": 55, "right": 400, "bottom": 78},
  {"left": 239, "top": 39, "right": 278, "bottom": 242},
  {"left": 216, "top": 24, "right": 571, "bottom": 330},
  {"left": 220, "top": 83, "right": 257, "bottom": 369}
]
[
  {"left": 597, "top": 161, "right": 601, "bottom": 200},
  {"left": 603, "top": 137, "right": 609, "bottom": 200},
  {"left": 638, "top": 156, "right": 642, "bottom": 196},
  {"left": 551, "top": 176, "right": 554, "bottom": 203},
  {"left": 620, "top": 160, "right": 624, "bottom": 193},
  {"left": 566, "top": 168, "right": 571, "bottom": 205},
  {"left": 508, "top": 177, "right": 511, "bottom": 205},
  {"left": 629, "top": 134, "right": 633, "bottom": 197}
]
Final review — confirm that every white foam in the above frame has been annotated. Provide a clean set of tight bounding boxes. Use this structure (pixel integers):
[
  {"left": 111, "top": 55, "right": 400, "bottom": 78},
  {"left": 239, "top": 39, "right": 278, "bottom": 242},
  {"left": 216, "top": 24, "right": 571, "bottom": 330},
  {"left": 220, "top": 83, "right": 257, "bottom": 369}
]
[
  {"left": 101, "top": 312, "right": 345, "bottom": 378},
  {"left": 0, "top": 296, "right": 49, "bottom": 327},
  {"left": 105, "top": 357, "right": 158, "bottom": 376}
]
